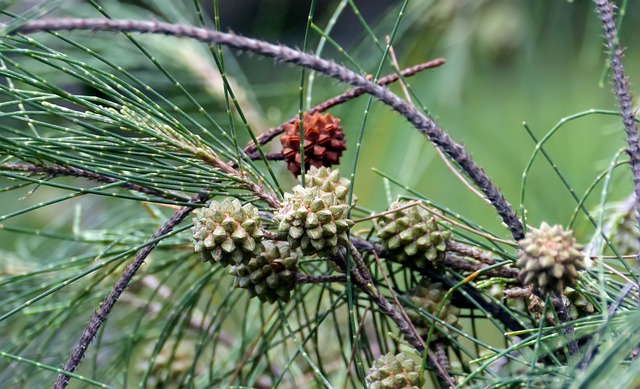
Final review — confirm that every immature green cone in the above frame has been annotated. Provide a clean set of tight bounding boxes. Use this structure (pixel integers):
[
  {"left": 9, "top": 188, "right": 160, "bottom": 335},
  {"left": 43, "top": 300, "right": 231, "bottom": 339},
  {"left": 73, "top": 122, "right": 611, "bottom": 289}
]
[
  {"left": 516, "top": 222, "right": 584, "bottom": 295},
  {"left": 229, "top": 241, "right": 298, "bottom": 304},
  {"left": 564, "top": 287, "right": 595, "bottom": 318},
  {"left": 528, "top": 287, "right": 595, "bottom": 323},
  {"left": 604, "top": 195, "right": 639, "bottom": 256},
  {"left": 405, "top": 281, "right": 461, "bottom": 341},
  {"left": 375, "top": 201, "right": 451, "bottom": 266},
  {"left": 192, "top": 199, "right": 263, "bottom": 266},
  {"left": 274, "top": 185, "right": 354, "bottom": 256},
  {"left": 304, "top": 166, "right": 356, "bottom": 205},
  {"left": 366, "top": 352, "right": 420, "bottom": 389}
]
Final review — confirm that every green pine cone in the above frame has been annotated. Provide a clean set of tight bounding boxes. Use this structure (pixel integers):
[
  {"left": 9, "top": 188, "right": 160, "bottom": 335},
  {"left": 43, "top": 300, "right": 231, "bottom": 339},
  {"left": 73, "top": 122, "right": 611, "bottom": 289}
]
[
  {"left": 528, "top": 287, "right": 595, "bottom": 323},
  {"left": 274, "top": 185, "right": 354, "bottom": 256},
  {"left": 304, "top": 166, "right": 356, "bottom": 205},
  {"left": 376, "top": 201, "right": 451, "bottom": 266},
  {"left": 229, "top": 241, "right": 298, "bottom": 304},
  {"left": 516, "top": 222, "right": 585, "bottom": 295},
  {"left": 405, "top": 281, "right": 461, "bottom": 341},
  {"left": 366, "top": 352, "right": 420, "bottom": 389},
  {"left": 192, "top": 198, "right": 263, "bottom": 267},
  {"left": 604, "top": 195, "right": 639, "bottom": 256}
]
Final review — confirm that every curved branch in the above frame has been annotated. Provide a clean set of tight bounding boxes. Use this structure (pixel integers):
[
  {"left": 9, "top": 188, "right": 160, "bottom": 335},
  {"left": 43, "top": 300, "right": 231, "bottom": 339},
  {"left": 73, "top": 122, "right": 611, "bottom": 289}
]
[
  {"left": 10, "top": 18, "right": 524, "bottom": 241},
  {"left": 593, "top": 0, "right": 640, "bottom": 269},
  {"left": 53, "top": 192, "right": 208, "bottom": 389}
]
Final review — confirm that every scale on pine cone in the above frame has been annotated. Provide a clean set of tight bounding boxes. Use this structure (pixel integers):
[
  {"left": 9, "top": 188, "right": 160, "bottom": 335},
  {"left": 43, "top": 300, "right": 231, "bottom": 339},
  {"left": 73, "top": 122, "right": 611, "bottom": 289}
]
[
  {"left": 274, "top": 185, "right": 353, "bottom": 256},
  {"left": 228, "top": 241, "right": 298, "bottom": 304},
  {"left": 366, "top": 352, "right": 421, "bottom": 389},
  {"left": 191, "top": 199, "right": 263, "bottom": 267},
  {"left": 375, "top": 201, "right": 451, "bottom": 266},
  {"left": 516, "top": 222, "right": 585, "bottom": 295},
  {"left": 280, "top": 112, "right": 347, "bottom": 176}
]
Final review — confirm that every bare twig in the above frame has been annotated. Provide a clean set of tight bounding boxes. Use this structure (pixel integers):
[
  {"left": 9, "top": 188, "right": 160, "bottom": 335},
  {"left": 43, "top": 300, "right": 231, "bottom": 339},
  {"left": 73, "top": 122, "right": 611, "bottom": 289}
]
[
  {"left": 448, "top": 241, "right": 497, "bottom": 265},
  {"left": 294, "top": 273, "right": 347, "bottom": 284},
  {"left": 550, "top": 295, "right": 579, "bottom": 355},
  {"left": 434, "top": 341, "right": 451, "bottom": 372}
]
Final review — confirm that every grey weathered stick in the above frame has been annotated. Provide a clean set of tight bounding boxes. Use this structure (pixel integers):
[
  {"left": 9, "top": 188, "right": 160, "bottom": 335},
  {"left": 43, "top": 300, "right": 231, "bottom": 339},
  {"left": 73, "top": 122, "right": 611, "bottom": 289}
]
[
  {"left": 11, "top": 18, "right": 524, "bottom": 242},
  {"left": 593, "top": 0, "right": 640, "bottom": 269}
]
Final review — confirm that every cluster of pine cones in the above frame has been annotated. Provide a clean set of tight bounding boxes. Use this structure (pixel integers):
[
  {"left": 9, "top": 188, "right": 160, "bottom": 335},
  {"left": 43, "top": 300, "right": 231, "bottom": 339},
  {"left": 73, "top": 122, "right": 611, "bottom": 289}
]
[{"left": 190, "top": 110, "right": 594, "bottom": 388}]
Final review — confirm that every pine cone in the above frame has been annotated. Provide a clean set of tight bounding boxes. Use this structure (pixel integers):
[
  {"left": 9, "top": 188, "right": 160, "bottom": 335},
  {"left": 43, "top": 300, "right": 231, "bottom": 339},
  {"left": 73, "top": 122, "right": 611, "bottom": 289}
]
[
  {"left": 366, "top": 352, "right": 420, "bottom": 389},
  {"left": 229, "top": 241, "right": 298, "bottom": 304},
  {"left": 191, "top": 199, "right": 263, "bottom": 266},
  {"left": 604, "top": 195, "right": 639, "bottom": 256},
  {"left": 375, "top": 201, "right": 451, "bottom": 266},
  {"left": 280, "top": 112, "right": 347, "bottom": 176},
  {"left": 405, "top": 281, "right": 461, "bottom": 341},
  {"left": 274, "top": 185, "right": 353, "bottom": 256},
  {"left": 516, "top": 222, "right": 584, "bottom": 295},
  {"left": 305, "top": 166, "right": 355, "bottom": 205},
  {"left": 528, "top": 287, "right": 595, "bottom": 323}
]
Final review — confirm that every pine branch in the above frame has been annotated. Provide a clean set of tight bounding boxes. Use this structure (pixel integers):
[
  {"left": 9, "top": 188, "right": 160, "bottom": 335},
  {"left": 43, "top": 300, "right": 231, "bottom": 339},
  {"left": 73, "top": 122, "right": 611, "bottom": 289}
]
[
  {"left": 593, "top": 0, "right": 640, "bottom": 268},
  {"left": 0, "top": 162, "right": 190, "bottom": 201},
  {"left": 243, "top": 58, "right": 446, "bottom": 154},
  {"left": 53, "top": 191, "right": 209, "bottom": 389},
  {"left": 335, "top": 243, "right": 455, "bottom": 387},
  {"left": 9, "top": 18, "right": 524, "bottom": 240}
]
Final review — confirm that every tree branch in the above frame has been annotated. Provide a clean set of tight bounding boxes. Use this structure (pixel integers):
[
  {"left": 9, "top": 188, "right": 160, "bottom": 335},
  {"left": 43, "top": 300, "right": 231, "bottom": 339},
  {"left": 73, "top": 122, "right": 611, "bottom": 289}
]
[
  {"left": 0, "top": 162, "right": 190, "bottom": 201},
  {"left": 53, "top": 192, "right": 209, "bottom": 389},
  {"left": 10, "top": 18, "right": 524, "bottom": 240},
  {"left": 593, "top": 0, "right": 640, "bottom": 268}
]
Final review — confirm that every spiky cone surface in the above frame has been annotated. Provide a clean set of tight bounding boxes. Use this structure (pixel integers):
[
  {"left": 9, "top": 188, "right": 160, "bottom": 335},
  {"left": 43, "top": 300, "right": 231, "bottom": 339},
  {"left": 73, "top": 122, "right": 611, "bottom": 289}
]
[
  {"left": 229, "top": 241, "right": 298, "bottom": 304},
  {"left": 274, "top": 185, "right": 353, "bottom": 256},
  {"left": 375, "top": 201, "right": 451, "bottom": 266},
  {"left": 516, "top": 222, "right": 585, "bottom": 295},
  {"left": 304, "top": 166, "right": 356, "bottom": 205},
  {"left": 528, "top": 287, "right": 595, "bottom": 323},
  {"left": 192, "top": 198, "right": 263, "bottom": 267},
  {"left": 405, "top": 281, "right": 461, "bottom": 341},
  {"left": 366, "top": 352, "right": 420, "bottom": 389},
  {"left": 280, "top": 112, "right": 347, "bottom": 176}
]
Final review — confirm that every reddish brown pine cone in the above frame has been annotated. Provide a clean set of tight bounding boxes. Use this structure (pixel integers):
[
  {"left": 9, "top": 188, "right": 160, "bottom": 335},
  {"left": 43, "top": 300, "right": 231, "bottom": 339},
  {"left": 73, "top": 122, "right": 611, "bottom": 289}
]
[{"left": 280, "top": 112, "right": 347, "bottom": 176}]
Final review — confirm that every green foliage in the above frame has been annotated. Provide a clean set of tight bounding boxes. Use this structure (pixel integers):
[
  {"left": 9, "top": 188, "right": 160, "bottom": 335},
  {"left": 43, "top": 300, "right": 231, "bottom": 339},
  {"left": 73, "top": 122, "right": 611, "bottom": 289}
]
[{"left": 0, "top": 1, "right": 639, "bottom": 388}]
